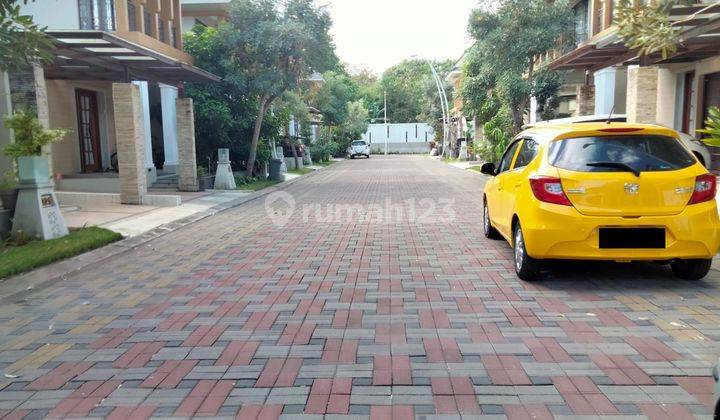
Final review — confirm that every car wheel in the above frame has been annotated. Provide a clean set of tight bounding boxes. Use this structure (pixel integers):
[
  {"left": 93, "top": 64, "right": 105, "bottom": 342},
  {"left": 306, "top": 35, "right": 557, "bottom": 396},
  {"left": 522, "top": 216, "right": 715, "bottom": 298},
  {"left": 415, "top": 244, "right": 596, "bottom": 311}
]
[
  {"left": 671, "top": 259, "right": 712, "bottom": 280},
  {"left": 483, "top": 200, "right": 501, "bottom": 240},
  {"left": 350, "top": 155, "right": 355, "bottom": 159},
  {"left": 366, "top": 154, "right": 370, "bottom": 158},
  {"left": 513, "top": 222, "right": 541, "bottom": 281}
]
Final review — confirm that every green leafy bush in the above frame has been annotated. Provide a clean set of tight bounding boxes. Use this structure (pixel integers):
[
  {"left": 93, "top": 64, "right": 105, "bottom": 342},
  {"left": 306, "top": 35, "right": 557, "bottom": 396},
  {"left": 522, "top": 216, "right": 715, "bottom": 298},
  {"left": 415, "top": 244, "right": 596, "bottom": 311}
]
[
  {"left": 698, "top": 107, "right": 720, "bottom": 147},
  {"left": 2, "top": 109, "right": 66, "bottom": 158}
]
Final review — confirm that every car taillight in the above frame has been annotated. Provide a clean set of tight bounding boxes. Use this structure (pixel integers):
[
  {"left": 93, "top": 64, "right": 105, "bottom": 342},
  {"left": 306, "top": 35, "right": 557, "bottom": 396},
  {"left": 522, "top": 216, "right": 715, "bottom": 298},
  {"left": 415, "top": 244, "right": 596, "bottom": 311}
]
[
  {"left": 688, "top": 174, "right": 717, "bottom": 205},
  {"left": 529, "top": 176, "right": 572, "bottom": 206}
]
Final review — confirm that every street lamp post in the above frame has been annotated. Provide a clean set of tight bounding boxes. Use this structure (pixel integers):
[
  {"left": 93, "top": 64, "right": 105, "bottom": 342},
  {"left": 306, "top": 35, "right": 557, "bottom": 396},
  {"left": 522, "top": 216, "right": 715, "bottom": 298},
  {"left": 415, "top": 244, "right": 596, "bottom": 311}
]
[
  {"left": 413, "top": 55, "right": 450, "bottom": 157},
  {"left": 384, "top": 91, "right": 388, "bottom": 156},
  {"left": 428, "top": 63, "right": 450, "bottom": 157}
]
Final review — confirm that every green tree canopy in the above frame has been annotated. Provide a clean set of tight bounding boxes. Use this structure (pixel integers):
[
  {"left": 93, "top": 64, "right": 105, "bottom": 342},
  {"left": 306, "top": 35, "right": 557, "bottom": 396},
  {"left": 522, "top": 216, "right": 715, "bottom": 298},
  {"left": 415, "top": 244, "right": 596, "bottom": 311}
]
[
  {"left": 219, "top": 0, "right": 338, "bottom": 176},
  {"left": 307, "top": 70, "right": 358, "bottom": 126},
  {"left": 461, "top": 0, "right": 573, "bottom": 134},
  {"left": 0, "top": 0, "right": 53, "bottom": 71},
  {"left": 352, "top": 59, "right": 453, "bottom": 127}
]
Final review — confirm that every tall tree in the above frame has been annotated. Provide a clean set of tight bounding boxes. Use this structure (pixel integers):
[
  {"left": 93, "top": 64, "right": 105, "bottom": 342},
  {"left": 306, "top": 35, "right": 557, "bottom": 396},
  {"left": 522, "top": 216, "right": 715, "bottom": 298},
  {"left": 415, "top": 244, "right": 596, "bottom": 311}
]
[
  {"left": 184, "top": 25, "right": 276, "bottom": 171},
  {"left": 352, "top": 60, "right": 453, "bottom": 127},
  {"left": 307, "top": 70, "right": 358, "bottom": 127},
  {"left": 223, "top": 0, "right": 338, "bottom": 177},
  {"left": 0, "top": 0, "right": 53, "bottom": 71},
  {"left": 461, "top": 0, "right": 573, "bottom": 133}
]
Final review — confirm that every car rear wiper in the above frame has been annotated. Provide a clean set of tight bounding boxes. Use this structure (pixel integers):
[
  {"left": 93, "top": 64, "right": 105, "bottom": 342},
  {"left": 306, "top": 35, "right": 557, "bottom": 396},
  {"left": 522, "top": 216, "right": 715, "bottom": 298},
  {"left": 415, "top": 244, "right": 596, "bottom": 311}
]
[{"left": 586, "top": 161, "right": 640, "bottom": 177}]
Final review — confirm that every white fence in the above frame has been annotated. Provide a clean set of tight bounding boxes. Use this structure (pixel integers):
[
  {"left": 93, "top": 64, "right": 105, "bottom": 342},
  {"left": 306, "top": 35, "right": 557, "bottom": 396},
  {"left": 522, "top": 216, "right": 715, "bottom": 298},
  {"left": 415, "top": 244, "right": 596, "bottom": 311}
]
[{"left": 361, "top": 123, "right": 434, "bottom": 144}]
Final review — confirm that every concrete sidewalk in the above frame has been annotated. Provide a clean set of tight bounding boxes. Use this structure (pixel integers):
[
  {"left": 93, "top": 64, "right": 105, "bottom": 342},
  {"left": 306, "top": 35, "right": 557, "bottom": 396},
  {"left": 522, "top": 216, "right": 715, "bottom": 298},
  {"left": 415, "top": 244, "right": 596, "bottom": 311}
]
[
  {"left": 59, "top": 164, "right": 338, "bottom": 237},
  {"left": 61, "top": 190, "right": 251, "bottom": 237}
]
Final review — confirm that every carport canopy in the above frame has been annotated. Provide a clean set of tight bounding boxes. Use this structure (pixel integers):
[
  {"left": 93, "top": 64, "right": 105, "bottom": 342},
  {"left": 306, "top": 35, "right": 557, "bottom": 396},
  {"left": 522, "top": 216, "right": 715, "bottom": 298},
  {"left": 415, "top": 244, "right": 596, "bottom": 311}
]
[{"left": 44, "top": 30, "right": 220, "bottom": 85}]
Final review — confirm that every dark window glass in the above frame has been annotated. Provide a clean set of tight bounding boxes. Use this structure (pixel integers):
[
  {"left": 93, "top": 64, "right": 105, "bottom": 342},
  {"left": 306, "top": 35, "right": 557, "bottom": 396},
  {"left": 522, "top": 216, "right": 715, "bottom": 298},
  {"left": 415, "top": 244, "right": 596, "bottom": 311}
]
[
  {"left": 144, "top": 9, "right": 152, "bottom": 36},
  {"left": 158, "top": 19, "right": 165, "bottom": 42},
  {"left": 352, "top": 141, "right": 367, "bottom": 146},
  {"left": 127, "top": 1, "right": 137, "bottom": 31},
  {"left": 548, "top": 135, "right": 696, "bottom": 173},
  {"left": 170, "top": 24, "right": 177, "bottom": 48},
  {"left": 513, "top": 138, "right": 539, "bottom": 169},
  {"left": 498, "top": 141, "right": 521, "bottom": 173}
]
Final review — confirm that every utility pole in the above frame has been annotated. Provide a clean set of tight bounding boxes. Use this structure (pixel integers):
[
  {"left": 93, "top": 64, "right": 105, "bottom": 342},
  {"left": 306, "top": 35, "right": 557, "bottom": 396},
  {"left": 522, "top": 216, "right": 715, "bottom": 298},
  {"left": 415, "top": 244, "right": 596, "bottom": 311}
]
[{"left": 384, "top": 91, "right": 388, "bottom": 156}]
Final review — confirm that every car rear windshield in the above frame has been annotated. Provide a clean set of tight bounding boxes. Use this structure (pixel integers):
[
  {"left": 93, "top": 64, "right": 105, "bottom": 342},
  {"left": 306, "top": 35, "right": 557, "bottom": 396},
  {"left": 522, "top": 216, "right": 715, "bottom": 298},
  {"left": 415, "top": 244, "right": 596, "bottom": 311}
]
[
  {"left": 352, "top": 141, "right": 366, "bottom": 146},
  {"left": 548, "top": 135, "right": 696, "bottom": 173}
]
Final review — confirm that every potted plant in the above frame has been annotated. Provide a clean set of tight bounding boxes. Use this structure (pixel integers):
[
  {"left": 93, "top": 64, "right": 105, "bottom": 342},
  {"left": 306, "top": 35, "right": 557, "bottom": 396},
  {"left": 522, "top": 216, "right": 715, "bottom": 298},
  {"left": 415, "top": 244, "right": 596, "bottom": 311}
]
[
  {"left": 2, "top": 109, "right": 67, "bottom": 191},
  {"left": 698, "top": 106, "right": 720, "bottom": 147}
]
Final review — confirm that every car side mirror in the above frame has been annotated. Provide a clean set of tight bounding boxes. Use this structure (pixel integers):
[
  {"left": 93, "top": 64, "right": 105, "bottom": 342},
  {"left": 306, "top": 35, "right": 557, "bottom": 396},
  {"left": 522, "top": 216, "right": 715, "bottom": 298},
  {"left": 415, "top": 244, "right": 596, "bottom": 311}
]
[{"left": 480, "top": 162, "right": 496, "bottom": 176}]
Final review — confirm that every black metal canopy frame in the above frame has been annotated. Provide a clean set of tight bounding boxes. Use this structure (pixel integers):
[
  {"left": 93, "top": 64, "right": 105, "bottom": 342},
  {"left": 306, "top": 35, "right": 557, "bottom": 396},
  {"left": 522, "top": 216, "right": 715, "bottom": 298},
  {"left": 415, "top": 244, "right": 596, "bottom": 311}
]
[{"left": 44, "top": 30, "right": 220, "bottom": 85}]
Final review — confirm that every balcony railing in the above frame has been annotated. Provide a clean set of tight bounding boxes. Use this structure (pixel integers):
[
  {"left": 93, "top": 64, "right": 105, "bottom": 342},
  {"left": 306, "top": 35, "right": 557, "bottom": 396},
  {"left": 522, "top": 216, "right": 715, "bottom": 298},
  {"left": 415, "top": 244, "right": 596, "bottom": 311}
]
[{"left": 78, "top": 0, "right": 115, "bottom": 31}]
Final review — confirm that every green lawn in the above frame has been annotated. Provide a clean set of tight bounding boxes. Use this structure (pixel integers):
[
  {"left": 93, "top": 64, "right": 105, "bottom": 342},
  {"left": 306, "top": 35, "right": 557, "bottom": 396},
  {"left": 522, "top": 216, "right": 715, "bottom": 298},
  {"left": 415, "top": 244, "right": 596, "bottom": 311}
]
[
  {"left": 236, "top": 179, "right": 279, "bottom": 191},
  {"left": 288, "top": 167, "right": 314, "bottom": 175},
  {"left": 0, "top": 227, "right": 122, "bottom": 280}
]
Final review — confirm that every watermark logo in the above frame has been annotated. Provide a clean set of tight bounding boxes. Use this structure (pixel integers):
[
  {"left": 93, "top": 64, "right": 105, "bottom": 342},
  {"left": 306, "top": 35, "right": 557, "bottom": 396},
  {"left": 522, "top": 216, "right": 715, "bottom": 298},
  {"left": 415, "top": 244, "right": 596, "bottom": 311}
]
[
  {"left": 265, "top": 191, "right": 296, "bottom": 228},
  {"left": 265, "top": 193, "right": 455, "bottom": 227}
]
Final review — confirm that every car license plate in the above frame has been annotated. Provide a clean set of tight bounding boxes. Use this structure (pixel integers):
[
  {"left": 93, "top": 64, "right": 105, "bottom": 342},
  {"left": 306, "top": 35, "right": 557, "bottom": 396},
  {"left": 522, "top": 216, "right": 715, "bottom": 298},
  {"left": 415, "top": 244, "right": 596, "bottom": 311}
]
[{"left": 599, "top": 228, "right": 666, "bottom": 249}]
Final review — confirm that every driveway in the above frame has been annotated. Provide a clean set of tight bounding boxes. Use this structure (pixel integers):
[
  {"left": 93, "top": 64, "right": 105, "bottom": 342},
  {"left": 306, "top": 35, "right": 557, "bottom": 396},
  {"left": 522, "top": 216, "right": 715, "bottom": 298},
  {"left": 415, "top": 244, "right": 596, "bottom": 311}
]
[{"left": 0, "top": 155, "right": 718, "bottom": 419}]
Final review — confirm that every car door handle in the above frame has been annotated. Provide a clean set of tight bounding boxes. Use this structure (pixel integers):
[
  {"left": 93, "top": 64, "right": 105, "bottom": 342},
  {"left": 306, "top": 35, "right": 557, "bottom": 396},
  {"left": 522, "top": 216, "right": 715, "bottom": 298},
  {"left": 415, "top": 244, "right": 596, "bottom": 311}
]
[{"left": 514, "top": 183, "right": 521, "bottom": 189}]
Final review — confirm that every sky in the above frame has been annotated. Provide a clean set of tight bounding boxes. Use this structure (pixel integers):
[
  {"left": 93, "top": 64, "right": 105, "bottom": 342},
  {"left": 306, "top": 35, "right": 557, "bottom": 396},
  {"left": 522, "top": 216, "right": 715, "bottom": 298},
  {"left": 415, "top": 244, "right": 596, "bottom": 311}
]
[{"left": 322, "top": 0, "right": 478, "bottom": 75}]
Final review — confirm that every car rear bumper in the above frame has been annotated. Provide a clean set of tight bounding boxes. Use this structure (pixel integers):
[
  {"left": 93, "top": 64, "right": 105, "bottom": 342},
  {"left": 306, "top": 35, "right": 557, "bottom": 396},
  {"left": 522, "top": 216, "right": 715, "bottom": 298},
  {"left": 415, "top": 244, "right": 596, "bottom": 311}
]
[{"left": 521, "top": 201, "right": 720, "bottom": 260}]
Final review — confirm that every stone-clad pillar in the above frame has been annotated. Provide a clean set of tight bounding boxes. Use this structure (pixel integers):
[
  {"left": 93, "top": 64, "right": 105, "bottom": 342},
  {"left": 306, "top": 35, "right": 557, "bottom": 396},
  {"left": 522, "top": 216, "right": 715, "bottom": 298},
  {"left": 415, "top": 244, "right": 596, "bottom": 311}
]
[
  {"left": 32, "top": 64, "right": 53, "bottom": 176},
  {"left": 112, "top": 83, "right": 147, "bottom": 204},
  {"left": 576, "top": 84, "right": 595, "bottom": 117},
  {"left": 176, "top": 97, "right": 198, "bottom": 192},
  {"left": 626, "top": 66, "right": 659, "bottom": 124}
]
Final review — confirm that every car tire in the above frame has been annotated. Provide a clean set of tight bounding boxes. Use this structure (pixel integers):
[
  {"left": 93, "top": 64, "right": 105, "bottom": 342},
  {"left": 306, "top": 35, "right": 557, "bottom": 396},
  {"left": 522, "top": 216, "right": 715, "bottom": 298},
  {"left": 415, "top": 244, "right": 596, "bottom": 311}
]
[
  {"left": 671, "top": 259, "right": 712, "bottom": 280},
  {"left": 513, "top": 222, "right": 541, "bottom": 281},
  {"left": 350, "top": 155, "right": 355, "bottom": 159},
  {"left": 366, "top": 154, "right": 370, "bottom": 159},
  {"left": 483, "top": 199, "right": 502, "bottom": 240}
]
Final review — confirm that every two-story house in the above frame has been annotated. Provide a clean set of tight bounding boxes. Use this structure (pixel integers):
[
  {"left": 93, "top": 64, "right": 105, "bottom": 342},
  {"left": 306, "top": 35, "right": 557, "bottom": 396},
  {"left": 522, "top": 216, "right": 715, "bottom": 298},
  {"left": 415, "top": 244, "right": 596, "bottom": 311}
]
[
  {"left": 0, "top": 0, "right": 219, "bottom": 205},
  {"left": 544, "top": 0, "right": 720, "bottom": 165}
]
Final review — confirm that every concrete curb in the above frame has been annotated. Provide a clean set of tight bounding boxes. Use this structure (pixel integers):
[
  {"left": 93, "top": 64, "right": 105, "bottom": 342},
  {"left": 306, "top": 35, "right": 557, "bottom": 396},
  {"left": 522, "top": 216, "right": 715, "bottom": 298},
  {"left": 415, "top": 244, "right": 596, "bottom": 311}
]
[{"left": 0, "top": 163, "right": 340, "bottom": 304}]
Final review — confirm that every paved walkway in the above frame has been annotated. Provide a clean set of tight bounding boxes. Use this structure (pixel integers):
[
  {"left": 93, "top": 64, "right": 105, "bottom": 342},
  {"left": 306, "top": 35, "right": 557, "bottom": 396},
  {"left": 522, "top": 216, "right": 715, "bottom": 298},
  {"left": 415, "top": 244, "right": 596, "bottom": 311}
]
[{"left": 1, "top": 156, "right": 719, "bottom": 419}]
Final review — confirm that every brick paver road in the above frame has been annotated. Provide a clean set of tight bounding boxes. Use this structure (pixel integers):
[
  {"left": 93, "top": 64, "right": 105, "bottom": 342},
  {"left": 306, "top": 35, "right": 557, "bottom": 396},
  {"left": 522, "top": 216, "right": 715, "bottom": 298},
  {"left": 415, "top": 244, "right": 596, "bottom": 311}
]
[{"left": 1, "top": 155, "right": 719, "bottom": 419}]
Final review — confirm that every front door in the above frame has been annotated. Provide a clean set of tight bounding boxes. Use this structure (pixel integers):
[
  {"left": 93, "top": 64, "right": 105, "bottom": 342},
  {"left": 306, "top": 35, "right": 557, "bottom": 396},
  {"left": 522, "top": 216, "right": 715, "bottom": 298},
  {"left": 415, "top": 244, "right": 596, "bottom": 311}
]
[{"left": 75, "top": 89, "right": 102, "bottom": 173}]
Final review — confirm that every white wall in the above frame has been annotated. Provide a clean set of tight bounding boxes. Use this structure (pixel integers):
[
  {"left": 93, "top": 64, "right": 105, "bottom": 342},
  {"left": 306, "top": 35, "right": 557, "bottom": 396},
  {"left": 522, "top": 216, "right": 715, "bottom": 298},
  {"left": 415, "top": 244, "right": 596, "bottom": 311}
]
[
  {"left": 181, "top": 16, "right": 199, "bottom": 33},
  {"left": 20, "top": 0, "right": 80, "bottom": 30},
  {"left": 362, "top": 123, "right": 434, "bottom": 145}
]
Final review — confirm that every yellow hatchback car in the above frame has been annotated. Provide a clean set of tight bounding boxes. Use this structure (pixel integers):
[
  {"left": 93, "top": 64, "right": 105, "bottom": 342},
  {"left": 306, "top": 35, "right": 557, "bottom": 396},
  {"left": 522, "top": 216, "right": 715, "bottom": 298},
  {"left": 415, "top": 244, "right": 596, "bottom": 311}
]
[{"left": 480, "top": 122, "right": 720, "bottom": 281}]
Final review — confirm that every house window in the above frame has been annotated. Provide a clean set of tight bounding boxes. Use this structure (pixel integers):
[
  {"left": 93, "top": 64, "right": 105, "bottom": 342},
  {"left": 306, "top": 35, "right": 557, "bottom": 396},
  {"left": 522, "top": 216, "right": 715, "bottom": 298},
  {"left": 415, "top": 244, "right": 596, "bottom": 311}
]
[
  {"left": 78, "top": 0, "right": 115, "bottom": 30},
  {"left": 158, "top": 19, "right": 165, "bottom": 42},
  {"left": 573, "top": 0, "right": 589, "bottom": 44},
  {"left": 171, "top": 25, "right": 178, "bottom": 48},
  {"left": 127, "top": 1, "right": 137, "bottom": 31},
  {"left": 143, "top": 8, "right": 152, "bottom": 36}
]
